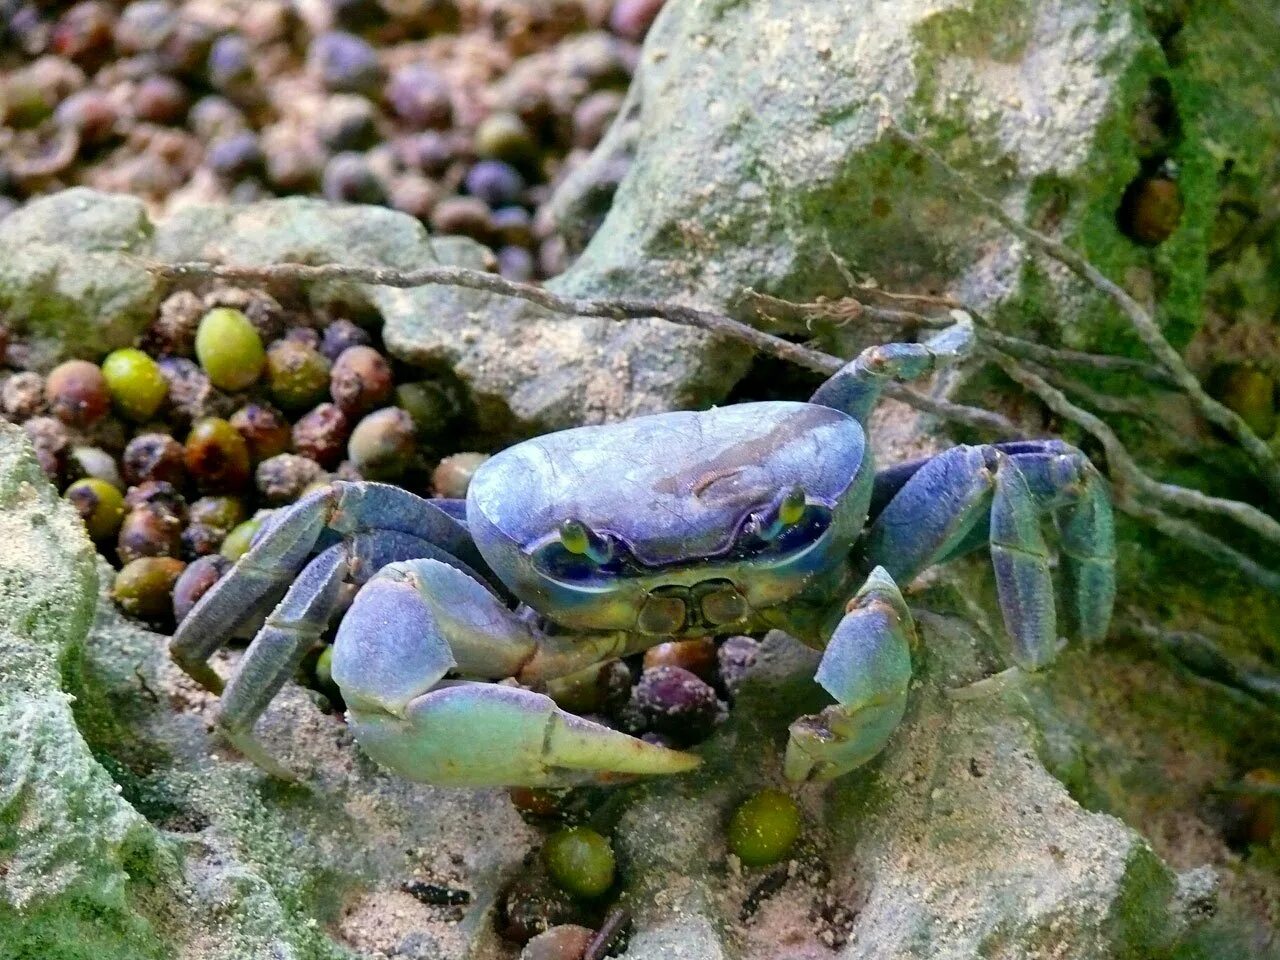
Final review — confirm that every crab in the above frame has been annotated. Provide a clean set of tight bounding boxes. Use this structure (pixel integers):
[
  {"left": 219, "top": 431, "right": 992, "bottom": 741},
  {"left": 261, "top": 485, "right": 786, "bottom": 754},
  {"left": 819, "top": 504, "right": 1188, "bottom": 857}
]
[{"left": 170, "top": 319, "right": 1115, "bottom": 787}]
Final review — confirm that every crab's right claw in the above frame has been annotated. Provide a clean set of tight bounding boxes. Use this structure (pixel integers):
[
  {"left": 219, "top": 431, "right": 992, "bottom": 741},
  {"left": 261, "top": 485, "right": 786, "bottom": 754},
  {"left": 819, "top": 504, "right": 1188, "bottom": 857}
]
[{"left": 348, "top": 683, "right": 700, "bottom": 788}]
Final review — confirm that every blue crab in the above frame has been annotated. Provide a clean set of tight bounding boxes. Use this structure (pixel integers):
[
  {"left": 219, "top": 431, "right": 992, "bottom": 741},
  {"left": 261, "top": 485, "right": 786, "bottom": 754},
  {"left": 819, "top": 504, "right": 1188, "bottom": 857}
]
[{"left": 170, "top": 320, "right": 1115, "bottom": 786}]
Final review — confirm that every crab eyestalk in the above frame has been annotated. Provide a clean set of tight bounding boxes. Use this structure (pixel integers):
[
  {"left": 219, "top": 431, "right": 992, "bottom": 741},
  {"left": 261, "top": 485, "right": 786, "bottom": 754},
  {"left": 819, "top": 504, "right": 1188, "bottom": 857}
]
[
  {"left": 559, "top": 518, "right": 614, "bottom": 564},
  {"left": 752, "top": 486, "right": 807, "bottom": 542}
]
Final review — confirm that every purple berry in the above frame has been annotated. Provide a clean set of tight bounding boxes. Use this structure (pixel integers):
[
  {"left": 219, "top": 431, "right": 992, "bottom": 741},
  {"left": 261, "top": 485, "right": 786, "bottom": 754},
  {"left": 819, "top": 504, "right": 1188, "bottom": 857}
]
[
  {"left": 497, "top": 245, "right": 535, "bottom": 282},
  {"left": 464, "top": 159, "right": 525, "bottom": 207},
  {"left": 385, "top": 63, "right": 452, "bottom": 129},
  {"left": 632, "top": 665, "right": 721, "bottom": 743},
  {"left": 206, "top": 130, "right": 263, "bottom": 179},
  {"left": 309, "top": 31, "right": 382, "bottom": 95},
  {"left": 206, "top": 33, "right": 253, "bottom": 93},
  {"left": 322, "top": 152, "right": 386, "bottom": 204}
]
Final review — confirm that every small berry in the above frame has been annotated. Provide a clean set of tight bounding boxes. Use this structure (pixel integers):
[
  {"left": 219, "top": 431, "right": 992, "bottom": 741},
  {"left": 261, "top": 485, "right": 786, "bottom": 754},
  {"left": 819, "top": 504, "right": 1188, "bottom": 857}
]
[
  {"left": 188, "top": 495, "right": 246, "bottom": 532},
  {"left": 716, "top": 635, "right": 759, "bottom": 697},
  {"left": 385, "top": 63, "right": 452, "bottom": 129},
  {"left": 172, "top": 553, "right": 230, "bottom": 623},
  {"left": 256, "top": 453, "right": 326, "bottom": 504},
  {"left": 195, "top": 307, "right": 265, "bottom": 391},
  {"left": 632, "top": 665, "right": 720, "bottom": 742},
  {"left": 643, "top": 638, "right": 717, "bottom": 680},
  {"left": 3, "top": 371, "right": 46, "bottom": 420},
  {"left": 322, "top": 151, "right": 387, "bottom": 204},
  {"left": 292, "top": 403, "right": 350, "bottom": 467},
  {"left": 542, "top": 827, "right": 616, "bottom": 900},
  {"left": 101, "top": 348, "right": 168, "bottom": 421},
  {"left": 396, "top": 381, "right": 456, "bottom": 439},
  {"left": 464, "top": 159, "right": 525, "bottom": 207},
  {"left": 431, "top": 452, "right": 489, "bottom": 499},
  {"left": 184, "top": 417, "right": 251, "bottom": 492},
  {"left": 117, "top": 504, "right": 183, "bottom": 563},
  {"left": 474, "top": 112, "right": 534, "bottom": 163},
  {"left": 726, "top": 789, "right": 802, "bottom": 867},
  {"left": 348, "top": 407, "right": 416, "bottom": 480},
  {"left": 266, "top": 339, "right": 332, "bottom": 411},
  {"left": 206, "top": 130, "right": 264, "bottom": 179},
  {"left": 219, "top": 516, "right": 263, "bottom": 560},
  {"left": 46, "top": 359, "right": 110, "bottom": 427},
  {"left": 123, "top": 480, "right": 186, "bottom": 519},
  {"left": 229, "top": 402, "right": 292, "bottom": 463},
  {"left": 309, "top": 31, "right": 382, "bottom": 95},
  {"left": 122, "top": 433, "right": 186, "bottom": 487},
  {"left": 113, "top": 556, "right": 186, "bottom": 621},
  {"left": 319, "top": 319, "right": 372, "bottom": 362},
  {"left": 330, "top": 345, "right": 394, "bottom": 415},
  {"left": 64, "top": 477, "right": 125, "bottom": 540}
]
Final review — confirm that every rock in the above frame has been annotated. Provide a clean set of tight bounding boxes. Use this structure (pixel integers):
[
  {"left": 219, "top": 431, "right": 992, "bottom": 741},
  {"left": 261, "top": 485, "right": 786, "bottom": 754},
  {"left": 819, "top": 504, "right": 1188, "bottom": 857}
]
[{"left": 0, "top": 189, "right": 161, "bottom": 369}]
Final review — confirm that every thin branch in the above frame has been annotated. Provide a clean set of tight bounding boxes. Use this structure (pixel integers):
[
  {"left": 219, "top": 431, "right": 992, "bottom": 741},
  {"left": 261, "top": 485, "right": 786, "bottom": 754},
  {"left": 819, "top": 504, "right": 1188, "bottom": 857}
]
[
  {"left": 1118, "top": 500, "right": 1280, "bottom": 593},
  {"left": 990, "top": 352, "right": 1280, "bottom": 551},
  {"left": 151, "top": 260, "right": 843, "bottom": 378},
  {"left": 888, "top": 123, "right": 1280, "bottom": 498}
]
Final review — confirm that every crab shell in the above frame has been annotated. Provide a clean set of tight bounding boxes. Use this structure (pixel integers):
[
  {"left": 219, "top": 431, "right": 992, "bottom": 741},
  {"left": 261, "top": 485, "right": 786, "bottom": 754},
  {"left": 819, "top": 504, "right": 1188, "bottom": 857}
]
[{"left": 465, "top": 401, "right": 876, "bottom": 635}]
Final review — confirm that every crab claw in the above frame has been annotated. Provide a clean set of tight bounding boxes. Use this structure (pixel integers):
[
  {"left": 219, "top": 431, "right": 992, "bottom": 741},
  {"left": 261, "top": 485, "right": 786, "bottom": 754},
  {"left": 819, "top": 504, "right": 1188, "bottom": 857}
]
[{"left": 348, "top": 683, "right": 700, "bottom": 788}]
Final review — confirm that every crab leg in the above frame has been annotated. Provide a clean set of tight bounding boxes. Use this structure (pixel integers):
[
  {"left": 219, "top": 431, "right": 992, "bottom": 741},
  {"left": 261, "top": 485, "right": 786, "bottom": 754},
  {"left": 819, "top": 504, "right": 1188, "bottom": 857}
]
[
  {"left": 332, "top": 558, "right": 699, "bottom": 787},
  {"left": 785, "top": 568, "right": 915, "bottom": 782},
  {"left": 171, "top": 482, "right": 483, "bottom": 690},
  {"left": 810, "top": 318, "right": 974, "bottom": 424},
  {"left": 211, "top": 531, "right": 485, "bottom": 776},
  {"left": 860, "top": 443, "right": 1115, "bottom": 669}
]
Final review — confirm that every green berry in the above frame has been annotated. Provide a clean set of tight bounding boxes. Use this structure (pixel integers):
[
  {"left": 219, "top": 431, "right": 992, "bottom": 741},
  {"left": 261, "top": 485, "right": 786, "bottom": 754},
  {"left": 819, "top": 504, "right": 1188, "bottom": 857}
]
[
  {"left": 266, "top": 339, "right": 332, "bottom": 411},
  {"left": 113, "top": 556, "right": 186, "bottom": 620},
  {"left": 64, "top": 477, "right": 125, "bottom": 540},
  {"left": 195, "top": 307, "right": 265, "bottom": 391},
  {"left": 101, "top": 348, "right": 168, "bottom": 421},
  {"left": 542, "top": 827, "right": 615, "bottom": 900},
  {"left": 348, "top": 407, "right": 416, "bottom": 480},
  {"left": 726, "top": 789, "right": 802, "bottom": 867},
  {"left": 188, "top": 495, "right": 247, "bottom": 533},
  {"left": 185, "top": 417, "right": 251, "bottom": 491},
  {"left": 475, "top": 111, "right": 534, "bottom": 162},
  {"left": 220, "top": 516, "right": 263, "bottom": 560},
  {"left": 396, "top": 380, "right": 456, "bottom": 439}
]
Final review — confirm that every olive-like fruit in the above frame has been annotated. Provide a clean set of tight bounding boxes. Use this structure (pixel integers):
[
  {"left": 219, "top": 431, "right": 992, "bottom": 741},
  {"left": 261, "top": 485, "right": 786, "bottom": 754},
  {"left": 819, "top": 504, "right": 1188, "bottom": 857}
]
[
  {"left": 431, "top": 452, "right": 489, "bottom": 499},
  {"left": 266, "top": 339, "right": 332, "bottom": 411},
  {"left": 46, "top": 360, "right": 110, "bottom": 427},
  {"left": 330, "top": 345, "right": 394, "bottom": 415},
  {"left": 185, "top": 417, "right": 251, "bottom": 492},
  {"left": 64, "top": 477, "right": 125, "bottom": 540},
  {"left": 292, "top": 403, "right": 350, "bottom": 467},
  {"left": 188, "top": 495, "right": 246, "bottom": 533},
  {"left": 195, "top": 307, "right": 265, "bottom": 391},
  {"left": 542, "top": 827, "right": 616, "bottom": 900},
  {"left": 122, "top": 433, "right": 186, "bottom": 487},
  {"left": 726, "top": 789, "right": 802, "bottom": 867},
  {"left": 522, "top": 925, "right": 594, "bottom": 960},
  {"left": 101, "top": 348, "right": 168, "bottom": 421},
  {"left": 632, "top": 666, "right": 720, "bottom": 742},
  {"left": 172, "top": 553, "right": 230, "bottom": 623},
  {"left": 117, "top": 504, "right": 183, "bottom": 564},
  {"left": 123, "top": 480, "right": 186, "bottom": 519},
  {"left": 256, "top": 453, "right": 326, "bottom": 504},
  {"left": 347, "top": 407, "right": 416, "bottom": 480},
  {"left": 220, "top": 516, "right": 263, "bottom": 560},
  {"left": 396, "top": 381, "right": 456, "bottom": 439},
  {"left": 643, "top": 638, "right": 717, "bottom": 680},
  {"left": 319, "top": 319, "right": 372, "bottom": 362},
  {"left": 113, "top": 556, "right": 186, "bottom": 620},
  {"left": 230, "top": 402, "right": 292, "bottom": 463}
]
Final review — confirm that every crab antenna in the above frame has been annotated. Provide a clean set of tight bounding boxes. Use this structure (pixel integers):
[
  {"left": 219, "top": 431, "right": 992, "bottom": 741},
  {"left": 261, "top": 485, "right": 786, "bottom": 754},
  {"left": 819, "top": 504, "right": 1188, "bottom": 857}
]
[
  {"left": 559, "top": 518, "right": 613, "bottom": 564},
  {"left": 755, "top": 486, "right": 807, "bottom": 542}
]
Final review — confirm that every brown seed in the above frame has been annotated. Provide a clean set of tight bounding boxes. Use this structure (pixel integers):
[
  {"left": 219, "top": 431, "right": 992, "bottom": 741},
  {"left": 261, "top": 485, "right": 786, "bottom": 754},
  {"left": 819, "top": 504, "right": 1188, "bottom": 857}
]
[
  {"left": 522, "top": 924, "right": 594, "bottom": 960},
  {"left": 117, "top": 504, "right": 183, "bottom": 564},
  {"left": 256, "top": 453, "right": 326, "bottom": 504},
  {"left": 292, "top": 402, "right": 350, "bottom": 468},
  {"left": 45, "top": 359, "right": 110, "bottom": 427},
  {"left": 3, "top": 371, "right": 46, "bottom": 420},
  {"left": 432, "top": 452, "right": 490, "bottom": 499},
  {"left": 643, "top": 638, "right": 717, "bottom": 680},
  {"left": 329, "top": 345, "right": 394, "bottom": 416},
  {"left": 1119, "top": 175, "right": 1182, "bottom": 246},
  {"left": 172, "top": 554, "right": 231, "bottom": 623},
  {"left": 123, "top": 480, "right": 186, "bottom": 520},
  {"left": 123, "top": 433, "right": 186, "bottom": 487},
  {"left": 23, "top": 415, "right": 69, "bottom": 481},
  {"left": 184, "top": 417, "right": 251, "bottom": 492},
  {"left": 230, "top": 402, "right": 292, "bottom": 463},
  {"left": 508, "top": 787, "right": 565, "bottom": 818}
]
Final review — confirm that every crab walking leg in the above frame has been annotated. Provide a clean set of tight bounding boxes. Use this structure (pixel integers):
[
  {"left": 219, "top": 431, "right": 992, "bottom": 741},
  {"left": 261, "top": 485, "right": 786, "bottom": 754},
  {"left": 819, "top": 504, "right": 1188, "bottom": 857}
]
[
  {"left": 171, "top": 481, "right": 482, "bottom": 691},
  {"left": 785, "top": 568, "right": 915, "bottom": 782},
  {"left": 810, "top": 318, "right": 974, "bottom": 424},
  {"left": 862, "top": 443, "right": 1115, "bottom": 669},
  {"left": 332, "top": 558, "right": 699, "bottom": 786}
]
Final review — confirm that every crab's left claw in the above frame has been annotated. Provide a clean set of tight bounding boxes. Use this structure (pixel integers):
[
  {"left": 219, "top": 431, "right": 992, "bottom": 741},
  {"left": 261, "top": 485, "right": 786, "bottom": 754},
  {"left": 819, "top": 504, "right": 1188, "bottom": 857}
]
[
  {"left": 332, "top": 557, "right": 699, "bottom": 787},
  {"left": 349, "top": 683, "right": 701, "bottom": 788},
  {"left": 785, "top": 568, "right": 914, "bottom": 783}
]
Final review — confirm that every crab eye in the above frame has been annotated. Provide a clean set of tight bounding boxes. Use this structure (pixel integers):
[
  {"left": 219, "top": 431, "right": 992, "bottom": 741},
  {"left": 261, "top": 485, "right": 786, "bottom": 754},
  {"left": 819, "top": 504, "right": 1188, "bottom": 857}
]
[
  {"left": 739, "top": 486, "right": 830, "bottom": 557},
  {"left": 558, "top": 518, "right": 613, "bottom": 564}
]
